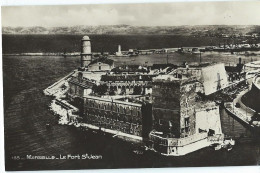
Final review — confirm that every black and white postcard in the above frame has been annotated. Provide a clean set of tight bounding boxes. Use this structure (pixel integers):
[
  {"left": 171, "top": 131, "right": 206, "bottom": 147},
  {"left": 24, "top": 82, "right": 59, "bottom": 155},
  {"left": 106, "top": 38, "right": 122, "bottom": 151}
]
[{"left": 1, "top": 1, "right": 260, "bottom": 171}]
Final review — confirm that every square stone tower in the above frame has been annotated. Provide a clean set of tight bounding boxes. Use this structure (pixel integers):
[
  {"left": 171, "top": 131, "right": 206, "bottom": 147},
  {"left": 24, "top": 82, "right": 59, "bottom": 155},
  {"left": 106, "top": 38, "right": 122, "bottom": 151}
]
[{"left": 152, "top": 75, "right": 200, "bottom": 138}]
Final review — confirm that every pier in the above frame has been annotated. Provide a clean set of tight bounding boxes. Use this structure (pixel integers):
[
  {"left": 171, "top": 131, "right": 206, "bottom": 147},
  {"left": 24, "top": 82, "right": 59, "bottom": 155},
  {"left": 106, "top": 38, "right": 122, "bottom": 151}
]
[{"left": 43, "top": 71, "right": 76, "bottom": 97}]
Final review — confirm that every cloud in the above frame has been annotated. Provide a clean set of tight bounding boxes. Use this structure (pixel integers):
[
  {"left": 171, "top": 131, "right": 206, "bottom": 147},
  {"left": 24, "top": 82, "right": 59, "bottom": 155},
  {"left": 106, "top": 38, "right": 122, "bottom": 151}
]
[{"left": 2, "top": 1, "right": 260, "bottom": 27}]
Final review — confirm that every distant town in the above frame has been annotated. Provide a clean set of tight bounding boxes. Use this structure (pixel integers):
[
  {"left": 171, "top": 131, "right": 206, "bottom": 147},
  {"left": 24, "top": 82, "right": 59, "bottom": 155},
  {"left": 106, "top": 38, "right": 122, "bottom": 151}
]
[{"left": 4, "top": 42, "right": 260, "bottom": 57}]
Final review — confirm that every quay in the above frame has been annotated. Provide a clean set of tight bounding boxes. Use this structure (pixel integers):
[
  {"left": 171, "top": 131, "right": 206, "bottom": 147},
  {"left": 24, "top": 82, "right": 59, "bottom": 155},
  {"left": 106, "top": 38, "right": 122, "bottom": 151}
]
[{"left": 224, "top": 74, "right": 260, "bottom": 132}]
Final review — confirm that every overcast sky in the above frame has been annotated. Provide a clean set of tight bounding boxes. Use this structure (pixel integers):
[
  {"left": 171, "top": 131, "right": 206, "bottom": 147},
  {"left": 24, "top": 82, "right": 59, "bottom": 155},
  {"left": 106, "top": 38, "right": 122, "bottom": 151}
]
[{"left": 2, "top": 1, "right": 260, "bottom": 27}]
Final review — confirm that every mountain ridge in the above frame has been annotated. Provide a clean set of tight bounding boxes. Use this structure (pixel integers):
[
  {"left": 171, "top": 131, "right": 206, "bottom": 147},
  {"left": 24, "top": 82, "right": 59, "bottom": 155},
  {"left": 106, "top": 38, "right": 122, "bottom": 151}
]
[{"left": 2, "top": 25, "right": 260, "bottom": 36}]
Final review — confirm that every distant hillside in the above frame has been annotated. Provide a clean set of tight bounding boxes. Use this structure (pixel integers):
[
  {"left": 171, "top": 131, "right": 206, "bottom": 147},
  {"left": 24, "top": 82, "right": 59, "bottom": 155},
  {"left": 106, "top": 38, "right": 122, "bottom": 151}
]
[{"left": 2, "top": 25, "right": 260, "bottom": 36}]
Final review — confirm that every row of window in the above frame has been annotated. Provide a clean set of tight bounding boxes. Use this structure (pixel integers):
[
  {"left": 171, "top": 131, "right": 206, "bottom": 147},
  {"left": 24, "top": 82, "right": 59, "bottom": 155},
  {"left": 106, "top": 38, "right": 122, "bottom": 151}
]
[
  {"left": 86, "top": 114, "right": 142, "bottom": 136},
  {"left": 85, "top": 111, "right": 142, "bottom": 124},
  {"left": 85, "top": 101, "right": 141, "bottom": 115}
]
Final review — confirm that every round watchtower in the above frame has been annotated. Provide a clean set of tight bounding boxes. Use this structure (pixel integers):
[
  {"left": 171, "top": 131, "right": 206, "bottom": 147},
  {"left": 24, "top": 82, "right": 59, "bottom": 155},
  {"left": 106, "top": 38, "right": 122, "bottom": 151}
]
[{"left": 81, "top": 36, "right": 92, "bottom": 68}]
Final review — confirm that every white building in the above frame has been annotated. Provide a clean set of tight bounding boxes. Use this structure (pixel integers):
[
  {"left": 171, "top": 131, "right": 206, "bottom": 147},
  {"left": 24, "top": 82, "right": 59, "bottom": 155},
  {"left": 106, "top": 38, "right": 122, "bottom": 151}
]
[{"left": 88, "top": 57, "right": 114, "bottom": 72}]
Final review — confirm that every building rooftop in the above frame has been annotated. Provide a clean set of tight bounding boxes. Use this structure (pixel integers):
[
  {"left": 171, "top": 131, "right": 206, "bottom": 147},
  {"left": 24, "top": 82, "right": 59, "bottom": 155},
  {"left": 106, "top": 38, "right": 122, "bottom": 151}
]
[
  {"left": 88, "top": 57, "right": 114, "bottom": 66},
  {"left": 82, "top": 36, "right": 90, "bottom": 41},
  {"left": 101, "top": 74, "right": 155, "bottom": 82},
  {"left": 111, "top": 65, "right": 149, "bottom": 73},
  {"left": 152, "top": 74, "right": 180, "bottom": 82},
  {"left": 69, "top": 76, "right": 94, "bottom": 89}
]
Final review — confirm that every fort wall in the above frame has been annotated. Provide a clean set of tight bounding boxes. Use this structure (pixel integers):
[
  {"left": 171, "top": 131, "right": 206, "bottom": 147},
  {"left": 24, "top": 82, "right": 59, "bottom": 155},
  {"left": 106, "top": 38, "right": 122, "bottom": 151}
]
[
  {"left": 241, "top": 76, "right": 260, "bottom": 112},
  {"left": 82, "top": 96, "right": 152, "bottom": 137}
]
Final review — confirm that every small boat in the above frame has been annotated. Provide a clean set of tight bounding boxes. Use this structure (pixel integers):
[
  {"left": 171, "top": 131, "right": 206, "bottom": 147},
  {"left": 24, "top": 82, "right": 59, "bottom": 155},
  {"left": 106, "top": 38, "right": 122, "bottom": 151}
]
[
  {"left": 226, "top": 144, "right": 233, "bottom": 151},
  {"left": 133, "top": 150, "right": 143, "bottom": 155},
  {"left": 214, "top": 144, "right": 222, "bottom": 151},
  {"left": 227, "top": 138, "right": 235, "bottom": 146},
  {"left": 133, "top": 145, "right": 145, "bottom": 155},
  {"left": 74, "top": 123, "right": 81, "bottom": 128},
  {"left": 211, "top": 137, "right": 235, "bottom": 151},
  {"left": 46, "top": 123, "right": 51, "bottom": 129},
  {"left": 222, "top": 137, "right": 235, "bottom": 151}
]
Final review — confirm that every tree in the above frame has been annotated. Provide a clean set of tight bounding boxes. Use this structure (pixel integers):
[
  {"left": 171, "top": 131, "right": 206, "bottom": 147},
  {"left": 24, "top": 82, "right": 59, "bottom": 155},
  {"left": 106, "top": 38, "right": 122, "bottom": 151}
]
[
  {"left": 133, "top": 86, "right": 142, "bottom": 95},
  {"left": 120, "top": 86, "right": 126, "bottom": 95},
  {"left": 99, "top": 84, "right": 108, "bottom": 95},
  {"left": 91, "top": 84, "right": 108, "bottom": 95},
  {"left": 109, "top": 87, "right": 116, "bottom": 95},
  {"left": 92, "top": 84, "right": 98, "bottom": 94}
]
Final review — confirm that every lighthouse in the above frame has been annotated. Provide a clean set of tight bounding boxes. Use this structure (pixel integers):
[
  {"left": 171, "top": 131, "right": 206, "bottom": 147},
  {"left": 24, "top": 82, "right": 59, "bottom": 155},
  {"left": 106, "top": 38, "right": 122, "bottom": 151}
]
[
  {"left": 118, "top": 45, "right": 121, "bottom": 53},
  {"left": 116, "top": 45, "right": 123, "bottom": 56},
  {"left": 81, "top": 36, "right": 92, "bottom": 68}
]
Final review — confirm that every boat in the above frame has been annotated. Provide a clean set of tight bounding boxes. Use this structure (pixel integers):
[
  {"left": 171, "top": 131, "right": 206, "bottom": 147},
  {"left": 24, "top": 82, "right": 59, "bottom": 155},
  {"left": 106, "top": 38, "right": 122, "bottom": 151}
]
[
  {"left": 211, "top": 137, "right": 235, "bottom": 151},
  {"left": 74, "top": 123, "right": 81, "bottom": 128},
  {"left": 227, "top": 144, "right": 233, "bottom": 151},
  {"left": 46, "top": 123, "right": 51, "bottom": 129},
  {"left": 223, "top": 137, "right": 235, "bottom": 146},
  {"left": 132, "top": 145, "right": 145, "bottom": 155},
  {"left": 133, "top": 150, "right": 143, "bottom": 155},
  {"left": 222, "top": 137, "right": 235, "bottom": 151},
  {"left": 212, "top": 143, "right": 222, "bottom": 150}
]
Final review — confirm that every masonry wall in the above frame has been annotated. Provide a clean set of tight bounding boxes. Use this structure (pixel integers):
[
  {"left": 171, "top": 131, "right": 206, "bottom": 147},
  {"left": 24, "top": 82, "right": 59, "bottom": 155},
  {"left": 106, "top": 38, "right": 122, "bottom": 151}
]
[
  {"left": 152, "top": 80, "right": 181, "bottom": 137},
  {"left": 68, "top": 83, "right": 84, "bottom": 99},
  {"left": 88, "top": 62, "right": 113, "bottom": 71},
  {"left": 195, "top": 105, "right": 222, "bottom": 135},
  {"left": 83, "top": 97, "right": 145, "bottom": 137},
  {"left": 180, "top": 80, "right": 198, "bottom": 137},
  {"left": 241, "top": 79, "right": 260, "bottom": 112},
  {"left": 68, "top": 75, "right": 95, "bottom": 101}
]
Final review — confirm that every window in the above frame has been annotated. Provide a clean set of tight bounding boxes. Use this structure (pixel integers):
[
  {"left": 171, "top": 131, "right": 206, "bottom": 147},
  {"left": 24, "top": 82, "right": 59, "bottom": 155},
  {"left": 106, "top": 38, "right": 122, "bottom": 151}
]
[
  {"left": 185, "top": 127, "right": 190, "bottom": 133},
  {"left": 185, "top": 98, "right": 188, "bottom": 107},
  {"left": 184, "top": 117, "right": 190, "bottom": 127},
  {"left": 99, "top": 66, "right": 101, "bottom": 70}
]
